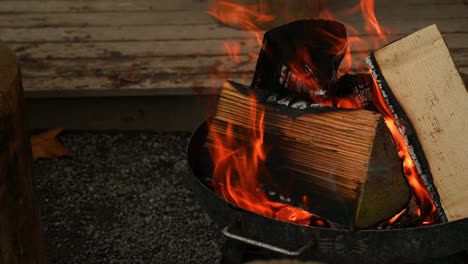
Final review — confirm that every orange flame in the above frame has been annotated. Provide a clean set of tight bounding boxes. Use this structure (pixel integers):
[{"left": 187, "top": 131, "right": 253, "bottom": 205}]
[
  {"left": 371, "top": 77, "right": 438, "bottom": 224},
  {"left": 209, "top": 95, "right": 314, "bottom": 225},
  {"left": 208, "top": 0, "right": 275, "bottom": 44},
  {"left": 387, "top": 208, "right": 407, "bottom": 225},
  {"left": 223, "top": 41, "right": 241, "bottom": 64}
]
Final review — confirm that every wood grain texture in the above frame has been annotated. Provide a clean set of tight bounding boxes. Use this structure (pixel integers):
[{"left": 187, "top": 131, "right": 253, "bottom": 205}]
[
  {"left": 0, "top": 0, "right": 466, "bottom": 98},
  {"left": 0, "top": 6, "right": 466, "bottom": 28},
  {"left": 0, "top": 0, "right": 209, "bottom": 13},
  {"left": 0, "top": 42, "right": 46, "bottom": 264},
  {"left": 2, "top": 26, "right": 468, "bottom": 46},
  {"left": 372, "top": 25, "right": 468, "bottom": 221},
  {"left": 206, "top": 81, "right": 410, "bottom": 228}
]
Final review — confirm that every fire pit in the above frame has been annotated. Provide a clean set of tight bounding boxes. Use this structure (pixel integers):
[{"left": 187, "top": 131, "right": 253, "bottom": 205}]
[
  {"left": 176, "top": 113, "right": 468, "bottom": 263},
  {"left": 178, "top": 1, "right": 468, "bottom": 262}
]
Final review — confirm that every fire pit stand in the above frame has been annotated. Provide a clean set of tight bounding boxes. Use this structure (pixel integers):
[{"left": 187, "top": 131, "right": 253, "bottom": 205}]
[{"left": 175, "top": 98, "right": 468, "bottom": 263}]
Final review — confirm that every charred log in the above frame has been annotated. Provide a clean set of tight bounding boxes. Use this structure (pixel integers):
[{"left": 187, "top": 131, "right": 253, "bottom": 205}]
[{"left": 250, "top": 20, "right": 347, "bottom": 101}]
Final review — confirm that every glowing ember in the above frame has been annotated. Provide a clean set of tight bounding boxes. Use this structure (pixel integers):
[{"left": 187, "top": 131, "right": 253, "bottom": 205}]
[
  {"left": 387, "top": 208, "right": 407, "bottom": 225},
  {"left": 208, "top": 95, "right": 315, "bottom": 225}
]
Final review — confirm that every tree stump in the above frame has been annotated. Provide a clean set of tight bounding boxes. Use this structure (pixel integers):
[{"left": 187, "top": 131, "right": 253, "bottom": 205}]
[{"left": 0, "top": 42, "right": 46, "bottom": 263}]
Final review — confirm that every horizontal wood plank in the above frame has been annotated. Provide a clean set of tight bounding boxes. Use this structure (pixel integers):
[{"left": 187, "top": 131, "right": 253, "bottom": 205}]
[
  {"left": 11, "top": 40, "right": 260, "bottom": 59},
  {"left": 0, "top": 4, "right": 466, "bottom": 27},
  {"left": 0, "top": 0, "right": 463, "bottom": 14},
  {"left": 2, "top": 25, "right": 467, "bottom": 47},
  {"left": 22, "top": 72, "right": 251, "bottom": 97},
  {"left": 10, "top": 38, "right": 468, "bottom": 61},
  {"left": 0, "top": 0, "right": 209, "bottom": 13},
  {"left": 19, "top": 56, "right": 257, "bottom": 78},
  {"left": 0, "top": 12, "right": 214, "bottom": 27},
  {"left": 20, "top": 49, "right": 468, "bottom": 98},
  {"left": 18, "top": 48, "right": 468, "bottom": 79},
  {"left": 1, "top": 0, "right": 466, "bottom": 98}
]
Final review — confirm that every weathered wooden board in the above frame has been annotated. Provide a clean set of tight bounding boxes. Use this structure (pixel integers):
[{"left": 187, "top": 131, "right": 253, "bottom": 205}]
[
  {"left": 22, "top": 72, "right": 252, "bottom": 97},
  {"left": 368, "top": 25, "right": 468, "bottom": 221},
  {"left": 2, "top": 26, "right": 468, "bottom": 48},
  {"left": 0, "top": 0, "right": 466, "bottom": 98},
  {"left": 0, "top": 0, "right": 462, "bottom": 14},
  {"left": 1, "top": 6, "right": 466, "bottom": 28},
  {"left": 10, "top": 39, "right": 468, "bottom": 60},
  {"left": 0, "top": 0, "right": 209, "bottom": 13},
  {"left": 17, "top": 47, "right": 468, "bottom": 98},
  {"left": 10, "top": 40, "right": 260, "bottom": 59},
  {"left": 18, "top": 56, "right": 257, "bottom": 77},
  {"left": 0, "top": 12, "right": 214, "bottom": 27}
]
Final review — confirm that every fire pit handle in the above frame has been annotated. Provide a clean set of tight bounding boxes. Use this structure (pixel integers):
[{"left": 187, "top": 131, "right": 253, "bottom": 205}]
[{"left": 222, "top": 226, "right": 312, "bottom": 256}]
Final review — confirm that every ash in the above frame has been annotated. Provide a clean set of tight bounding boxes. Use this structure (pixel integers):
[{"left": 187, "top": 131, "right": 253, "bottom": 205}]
[{"left": 34, "top": 132, "right": 223, "bottom": 264}]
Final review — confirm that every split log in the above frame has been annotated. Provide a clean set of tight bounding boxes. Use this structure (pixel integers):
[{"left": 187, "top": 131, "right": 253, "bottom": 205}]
[
  {"left": 206, "top": 81, "right": 411, "bottom": 228},
  {"left": 367, "top": 25, "right": 468, "bottom": 222},
  {"left": 0, "top": 42, "right": 46, "bottom": 263}
]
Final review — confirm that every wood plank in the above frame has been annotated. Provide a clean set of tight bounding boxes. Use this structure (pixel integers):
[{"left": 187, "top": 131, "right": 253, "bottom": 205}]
[
  {"left": 2, "top": 25, "right": 467, "bottom": 48},
  {"left": 0, "top": 0, "right": 462, "bottom": 14},
  {"left": 10, "top": 38, "right": 468, "bottom": 65},
  {"left": 0, "top": 3, "right": 466, "bottom": 28},
  {"left": 21, "top": 72, "right": 252, "bottom": 97},
  {"left": 10, "top": 40, "right": 261, "bottom": 59},
  {"left": 0, "top": 25, "right": 252, "bottom": 42},
  {"left": 12, "top": 53, "right": 415, "bottom": 79},
  {"left": 368, "top": 24, "right": 468, "bottom": 221},
  {"left": 19, "top": 50, "right": 468, "bottom": 79},
  {"left": 0, "top": 12, "right": 214, "bottom": 27},
  {"left": 0, "top": 0, "right": 209, "bottom": 13},
  {"left": 19, "top": 56, "right": 257, "bottom": 78},
  {"left": 19, "top": 51, "right": 468, "bottom": 98},
  {"left": 0, "top": 3, "right": 466, "bottom": 26}
]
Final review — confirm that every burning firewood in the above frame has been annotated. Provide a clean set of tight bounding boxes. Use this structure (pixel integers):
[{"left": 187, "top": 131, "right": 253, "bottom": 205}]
[
  {"left": 367, "top": 25, "right": 468, "bottom": 222},
  {"left": 251, "top": 20, "right": 347, "bottom": 102},
  {"left": 206, "top": 81, "right": 411, "bottom": 229}
]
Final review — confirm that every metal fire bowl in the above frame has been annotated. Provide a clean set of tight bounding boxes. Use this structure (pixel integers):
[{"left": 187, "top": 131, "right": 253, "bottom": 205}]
[{"left": 177, "top": 120, "right": 468, "bottom": 263}]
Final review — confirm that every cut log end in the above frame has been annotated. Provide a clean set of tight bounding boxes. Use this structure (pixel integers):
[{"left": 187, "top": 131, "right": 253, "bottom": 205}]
[{"left": 355, "top": 118, "right": 411, "bottom": 229}]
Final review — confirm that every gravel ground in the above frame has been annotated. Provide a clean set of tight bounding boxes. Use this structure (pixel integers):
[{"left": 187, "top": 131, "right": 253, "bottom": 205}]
[
  {"left": 34, "top": 132, "right": 224, "bottom": 264},
  {"left": 32, "top": 132, "right": 468, "bottom": 264}
]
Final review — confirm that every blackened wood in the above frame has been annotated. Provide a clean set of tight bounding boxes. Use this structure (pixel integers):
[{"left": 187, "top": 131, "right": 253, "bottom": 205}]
[
  {"left": 250, "top": 20, "right": 347, "bottom": 100},
  {"left": 327, "top": 73, "right": 374, "bottom": 109},
  {"left": 0, "top": 42, "right": 46, "bottom": 264}
]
